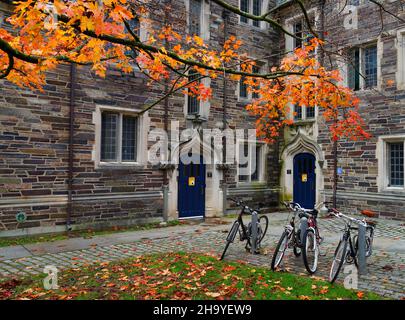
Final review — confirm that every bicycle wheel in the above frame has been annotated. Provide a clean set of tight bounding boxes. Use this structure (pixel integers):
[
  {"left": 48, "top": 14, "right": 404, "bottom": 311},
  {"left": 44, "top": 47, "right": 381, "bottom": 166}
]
[
  {"left": 329, "top": 239, "right": 348, "bottom": 283},
  {"left": 220, "top": 241, "right": 231, "bottom": 261},
  {"left": 271, "top": 231, "right": 289, "bottom": 271},
  {"left": 293, "top": 229, "right": 301, "bottom": 257},
  {"left": 302, "top": 228, "right": 319, "bottom": 274},
  {"left": 365, "top": 226, "right": 374, "bottom": 257},
  {"left": 220, "top": 221, "right": 240, "bottom": 260},
  {"left": 258, "top": 215, "right": 269, "bottom": 243}
]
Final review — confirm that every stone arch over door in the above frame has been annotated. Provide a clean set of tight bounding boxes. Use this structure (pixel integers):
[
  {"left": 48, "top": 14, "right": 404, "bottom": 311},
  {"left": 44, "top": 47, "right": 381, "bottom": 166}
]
[
  {"left": 167, "top": 133, "right": 223, "bottom": 220},
  {"left": 280, "top": 129, "right": 325, "bottom": 207}
]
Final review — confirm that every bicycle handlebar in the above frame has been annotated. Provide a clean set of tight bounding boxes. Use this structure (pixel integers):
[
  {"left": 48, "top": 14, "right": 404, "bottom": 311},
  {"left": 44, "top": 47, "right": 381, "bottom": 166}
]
[
  {"left": 329, "top": 210, "right": 368, "bottom": 227},
  {"left": 230, "top": 198, "right": 258, "bottom": 214}
]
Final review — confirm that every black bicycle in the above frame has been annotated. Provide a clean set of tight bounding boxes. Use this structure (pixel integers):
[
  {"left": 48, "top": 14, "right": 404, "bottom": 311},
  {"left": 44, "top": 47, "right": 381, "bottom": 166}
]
[
  {"left": 271, "top": 202, "right": 315, "bottom": 271},
  {"left": 329, "top": 208, "right": 376, "bottom": 283},
  {"left": 220, "top": 198, "right": 269, "bottom": 260}
]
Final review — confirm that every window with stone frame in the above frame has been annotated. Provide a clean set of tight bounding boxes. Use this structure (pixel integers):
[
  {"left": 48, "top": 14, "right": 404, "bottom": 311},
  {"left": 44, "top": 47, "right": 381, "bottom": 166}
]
[
  {"left": 238, "top": 61, "right": 265, "bottom": 100},
  {"left": 239, "top": 0, "right": 265, "bottom": 28},
  {"left": 347, "top": 0, "right": 370, "bottom": 6},
  {"left": 100, "top": 112, "right": 138, "bottom": 163},
  {"left": 286, "top": 15, "right": 316, "bottom": 53},
  {"left": 348, "top": 44, "right": 378, "bottom": 90},
  {"left": 293, "top": 104, "right": 315, "bottom": 121},
  {"left": 388, "top": 142, "right": 404, "bottom": 187},
  {"left": 189, "top": 0, "right": 202, "bottom": 36},
  {"left": 237, "top": 141, "right": 265, "bottom": 183}
]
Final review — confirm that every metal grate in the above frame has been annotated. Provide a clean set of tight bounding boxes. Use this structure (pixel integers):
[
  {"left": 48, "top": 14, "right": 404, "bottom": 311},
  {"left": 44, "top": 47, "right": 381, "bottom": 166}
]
[
  {"left": 364, "top": 45, "right": 377, "bottom": 88},
  {"left": 389, "top": 142, "right": 404, "bottom": 187},
  {"left": 121, "top": 116, "right": 137, "bottom": 161},
  {"left": 252, "top": 0, "right": 261, "bottom": 27},
  {"left": 101, "top": 112, "right": 118, "bottom": 161},
  {"left": 240, "top": 0, "right": 249, "bottom": 24},
  {"left": 189, "top": 0, "right": 201, "bottom": 36}
]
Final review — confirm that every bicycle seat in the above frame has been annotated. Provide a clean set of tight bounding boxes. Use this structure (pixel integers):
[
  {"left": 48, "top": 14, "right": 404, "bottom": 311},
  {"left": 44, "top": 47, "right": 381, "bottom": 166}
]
[
  {"left": 365, "top": 219, "right": 377, "bottom": 226},
  {"left": 306, "top": 209, "right": 318, "bottom": 218}
]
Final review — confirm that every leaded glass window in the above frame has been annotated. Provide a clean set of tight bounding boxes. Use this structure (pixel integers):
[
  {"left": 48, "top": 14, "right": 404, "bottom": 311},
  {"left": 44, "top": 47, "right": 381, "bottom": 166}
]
[
  {"left": 251, "top": 145, "right": 261, "bottom": 181},
  {"left": 189, "top": 0, "right": 201, "bottom": 36},
  {"left": 240, "top": 0, "right": 249, "bottom": 24},
  {"left": 239, "top": 76, "right": 248, "bottom": 99},
  {"left": 238, "top": 143, "right": 264, "bottom": 182},
  {"left": 364, "top": 45, "right": 377, "bottom": 88},
  {"left": 389, "top": 142, "right": 404, "bottom": 187},
  {"left": 294, "top": 104, "right": 302, "bottom": 120},
  {"left": 122, "top": 116, "right": 137, "bottom": 161},
  {"left": 306, "top": 106, "right": 315, "bottom": 119},
  {"left": 188, "top": 70, "right": 200, "bottom": 114},
  {"left": 348, "top": 48, "right": 360, "bottom": 91},
  {"left": 238, "top": 142, "right": 249, "bottom": 181},
  {"left": 252, "top": 65, "right": 260, "bottom": 99},
  {"left": 293, "top": 22, "right": 302, "bottom": 49},
  {"left": 252, "top": 0, "right": 261, "bottom": 27},
  {"left": 101, "top": 113, "right": 118, "bottom": 161},
  {"left": 100, "top": 112, "right": 138, "bottom": 163}
]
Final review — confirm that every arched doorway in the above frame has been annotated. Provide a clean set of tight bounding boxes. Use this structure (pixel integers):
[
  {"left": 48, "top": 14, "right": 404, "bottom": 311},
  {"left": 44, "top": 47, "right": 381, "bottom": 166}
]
[
  {"left": 293, "top": 153, "right": 316, "bottom": 209},
  {"left": 178, "top": 153, "right": 206, "bottom": 218},
  {"left": 280, "top": 129, "right": 324, "bottom": 209}
]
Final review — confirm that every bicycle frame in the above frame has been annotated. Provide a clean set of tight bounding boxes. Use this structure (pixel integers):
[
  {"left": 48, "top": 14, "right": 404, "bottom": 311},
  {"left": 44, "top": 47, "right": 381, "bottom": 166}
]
[
  {"left": 284, "top": 212, "right": 301, "bottom": 248},
  {"left": 226, "top": 206, "right": 250, "bottom": 245}
]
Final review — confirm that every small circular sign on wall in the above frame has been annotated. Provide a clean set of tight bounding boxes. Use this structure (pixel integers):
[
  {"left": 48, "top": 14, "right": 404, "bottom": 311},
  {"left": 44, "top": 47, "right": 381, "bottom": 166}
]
[{"left": 16, "top": 211, "right": 27, "bottom": 223}]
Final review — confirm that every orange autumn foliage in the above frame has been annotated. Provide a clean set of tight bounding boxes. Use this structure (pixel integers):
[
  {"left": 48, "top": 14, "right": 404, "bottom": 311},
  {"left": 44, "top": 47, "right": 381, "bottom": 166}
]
[{"left": 0, "top": 1, "right": 370, "bottom": 142}]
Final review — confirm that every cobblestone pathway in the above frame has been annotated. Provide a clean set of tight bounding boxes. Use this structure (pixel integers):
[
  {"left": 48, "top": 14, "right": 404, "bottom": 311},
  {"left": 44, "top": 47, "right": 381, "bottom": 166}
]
[{"left": 0, "top": 213, "right": 404, "bottom": 299}]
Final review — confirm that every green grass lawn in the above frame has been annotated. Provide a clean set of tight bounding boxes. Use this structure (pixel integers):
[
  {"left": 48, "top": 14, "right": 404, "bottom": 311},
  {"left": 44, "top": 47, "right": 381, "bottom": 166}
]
[
  {"left": 0, "top": 252, "right": 382, "bottom": 300},
  {"left": 0, "top": 221, "right": 181, "bottom": 248}
]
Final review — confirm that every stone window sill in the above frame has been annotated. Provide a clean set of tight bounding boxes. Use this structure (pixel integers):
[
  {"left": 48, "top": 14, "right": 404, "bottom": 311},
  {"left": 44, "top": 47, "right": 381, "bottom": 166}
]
[
  {"left": 292, "top": 119, "right": 316, "bottom": 126},
  {"left": 96, "top": 162, "right": 145, "bottom": 170}
]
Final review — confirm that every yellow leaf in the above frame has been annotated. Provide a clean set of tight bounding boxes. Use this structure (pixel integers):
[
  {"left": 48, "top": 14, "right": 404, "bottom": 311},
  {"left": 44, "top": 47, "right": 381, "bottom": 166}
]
[{"left": 205, "top": 292, "right": 221, "bottom": 298}]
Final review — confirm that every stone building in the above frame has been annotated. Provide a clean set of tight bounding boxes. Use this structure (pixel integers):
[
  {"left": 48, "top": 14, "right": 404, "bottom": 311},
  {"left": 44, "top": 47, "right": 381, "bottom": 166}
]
[
  {"left": 274, "top": 0, "right": 405, "bottom": 220},
  {"left": 1, "top": 0, "right": 405, "bottom": 237},
  {"left": 0, "top": 0, "right": 280, "bottom": 236}
]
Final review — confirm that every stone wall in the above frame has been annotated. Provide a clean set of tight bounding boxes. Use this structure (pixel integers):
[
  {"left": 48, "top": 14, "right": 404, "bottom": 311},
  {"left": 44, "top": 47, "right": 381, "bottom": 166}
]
[
  {"left": 0, "top": 0, "right": 282, "bottom": 235},
  {"left": 275, "top": 0, "right": 405, "bottom": 220}
]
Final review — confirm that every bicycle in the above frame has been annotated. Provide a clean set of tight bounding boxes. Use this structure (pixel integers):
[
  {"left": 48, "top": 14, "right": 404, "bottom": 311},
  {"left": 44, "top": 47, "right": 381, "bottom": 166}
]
[
  {"left": 328, "top": 208, "right": 376, "bottom": 283},
  {"left": 220, "top": 198, "right": 269, "bottom": 260},
  {"left": 272, "top": 202, "right": 323, "bottom": 273}
]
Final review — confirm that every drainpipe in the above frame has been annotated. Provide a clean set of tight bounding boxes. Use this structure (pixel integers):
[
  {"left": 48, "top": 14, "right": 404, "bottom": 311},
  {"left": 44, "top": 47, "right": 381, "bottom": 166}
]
[
  {"left": 317, "top": 0, "right": 338, "bottom": 208},
  {"left": 67, "top": 63, "right": 76, "bottom": 232},
  {"left": 222, "top": 9, "right": 229, "bottom": 215},
  {"left": 162, "top": 1, "right": 171, "bottom": 222}
]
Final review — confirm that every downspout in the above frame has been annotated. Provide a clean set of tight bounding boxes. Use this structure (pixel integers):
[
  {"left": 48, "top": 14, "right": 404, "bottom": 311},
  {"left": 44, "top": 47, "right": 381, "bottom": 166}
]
[
  {"left": 317, "top": 0, "right": 338, "bottom": 208},
  {"left": 67, "top": 63, "right": 76, "bottom": 232},
  {"left": 162, "top": 1, "right": 171, "bottom": 222},
  {"left": 222, "top": 9, "right": 229, "bottom": 215}
]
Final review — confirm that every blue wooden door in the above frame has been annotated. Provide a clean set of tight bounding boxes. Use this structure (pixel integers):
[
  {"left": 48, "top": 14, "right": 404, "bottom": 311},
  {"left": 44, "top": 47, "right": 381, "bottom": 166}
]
[
  {"left": 178, "top": 155, "right": 206, "bottom": 218},
  {"left": 293, "top": 153, "right": 316, "bottom": 209}
]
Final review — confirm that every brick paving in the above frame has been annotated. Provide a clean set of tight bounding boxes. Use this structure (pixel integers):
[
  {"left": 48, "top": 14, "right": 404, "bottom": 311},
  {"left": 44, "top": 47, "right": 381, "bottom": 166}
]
[{"left": 0, "top": 213, "right": 404, "bottom": 299}]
